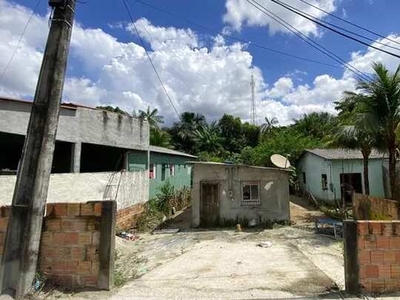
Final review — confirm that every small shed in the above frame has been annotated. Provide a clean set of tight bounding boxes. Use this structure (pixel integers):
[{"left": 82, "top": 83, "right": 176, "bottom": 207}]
[{"left": 191, "top": 162, "right": 290, "bottom": 227}]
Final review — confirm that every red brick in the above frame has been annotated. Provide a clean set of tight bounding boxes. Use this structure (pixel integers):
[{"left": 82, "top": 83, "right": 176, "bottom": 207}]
[
  {"left": 94, "top": 203, "right": 102, "bottom": 217},
  {"left": 395, "top": 223, "right": 400, "bottom": 235},
  {"left": 371, "top": 279, "right": 385, "bottom": 292},
  {"left": 92, "top": 232, "right": 100, "bottom": 245},
  {"left": 71, "top": 247, "right": 85, "bottom": 260},
  {"left": 53, "top": 275, "right": 74, "bottom": 286},
  {"left": 359, "top": 251, "right": 371, "bottom": 264},
  {"left": 384, "top": 251, "right": 396, "bottom": 263},
  {"left": 91, "top": 262, "right": 99, "bottom": 275},
  {"left": 87, "top": 219, "right": 99, "bottom": 231},
  {"left": 357, "top": 238, "right": 365, "bottom": 250},
  {"left": 366, "top": 265, "right": 379, "bottom": 278},
  {"left": 391, "top": 265, "right": 400, "bottom": 278},
  {"left": 360, "top": 279, "right": 371, "bottom": 291},
  {"left": 53, "top": 232, "right": 79, "bottom": 245},
  {"left": 385, "top": 278, "right": 398, "bottom": 291},
  {"left": 44, "top": 218, "right": 61, "bottom": 232},
  {"left": 40, "top": 247, "right": 62, "bottom": 260},
  {"left": 396, "top": 252, "right": 400, "bottom": 263},
  {"left": 67, "top": 203, "right": 81, "bottom": 216},
  {"left": 79, "top": 232, "right": 92, "bottom": 245},
  {"left": 53, "top": 204, "right": 67, "bottom": 216},
  {"left": 77, "top": 261, "right": 92, "bottom": 275},
  {"left": 0, "top": 217, "right": 9, "bottom": 229},
  {"left": 377, "top": 237, "right": 390, "bottom": 249},
  {"left": 382, "top": 223, "right": 394, "bottom": 236},
  {"left": 370, "top": 223, "right": 383, "bottom": 235},
  {"left": 371, "top": 251, "right": 384, "bottom": 263},
  {"left": 61, "top": 219, "right": 75, "bottom": 231},
  {"left": 390, "top": 237, "right": 400, "bottom": 249},
  {"left": 85, "top": 246, "right": 99, "bottom": 261},
  {"left": 378, "top": 264, "right": 391, "bottom": 278},
  {"left": 78, "top": 275, "right": 97, "bottom": 287},
  {"left": 40, "top": 232, "right": 52, "bottom": 245},
  {"left": 359, "top": 266, "right": 366, "bottom": 279},
  {"left": 81, "top": 204, "right": 94, "bottom": 216}
]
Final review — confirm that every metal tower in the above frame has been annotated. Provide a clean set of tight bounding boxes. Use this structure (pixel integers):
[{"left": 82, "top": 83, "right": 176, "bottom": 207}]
[{"left": 250, "top": 74, "right": 256, "bottom": 125}]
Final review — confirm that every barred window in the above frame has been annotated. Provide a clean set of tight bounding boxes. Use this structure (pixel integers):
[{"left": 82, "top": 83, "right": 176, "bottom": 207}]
[{"left": 242, "top": 182, "right": 260, "bottom": 206}]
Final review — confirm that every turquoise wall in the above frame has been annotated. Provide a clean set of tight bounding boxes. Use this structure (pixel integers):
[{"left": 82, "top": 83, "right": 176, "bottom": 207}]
[
  {"left": 127, "top": 151, "right": 192, "bottom": 200},
  {"left": 298, "top": 152, "right": 385, "bottom": 203}
]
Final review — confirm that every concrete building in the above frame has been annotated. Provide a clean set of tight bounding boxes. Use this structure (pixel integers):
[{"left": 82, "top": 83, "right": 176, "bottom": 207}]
[
  {"left": 297, "top": 149, "right": 386, "bottom": 204},
  {"left": 191, "top": 162, "right": 290, "bottom": 227}
]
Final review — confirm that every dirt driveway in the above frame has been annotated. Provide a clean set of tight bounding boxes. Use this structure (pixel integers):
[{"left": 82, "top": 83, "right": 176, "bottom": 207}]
[{"left": 44, "top": 198, "right": 345, "bottom": 299}]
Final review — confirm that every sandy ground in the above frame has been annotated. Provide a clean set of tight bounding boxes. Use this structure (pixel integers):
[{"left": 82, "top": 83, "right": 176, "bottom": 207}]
[{"left": 38, "top": 196, "right": 352, "bottom": 299}]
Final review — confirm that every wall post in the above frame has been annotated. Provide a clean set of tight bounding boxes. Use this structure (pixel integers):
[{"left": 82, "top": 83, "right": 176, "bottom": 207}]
[{"left": 344, "top": 220, "right": 360, "bottom": 294}]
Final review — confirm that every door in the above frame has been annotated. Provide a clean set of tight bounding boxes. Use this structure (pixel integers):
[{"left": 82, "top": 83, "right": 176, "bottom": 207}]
[
  {"left": 340, "top": 173, "right": 363, "bottom": 204},
  {"left": 200, "top": 183, "right": 219, "bottom": 227}
]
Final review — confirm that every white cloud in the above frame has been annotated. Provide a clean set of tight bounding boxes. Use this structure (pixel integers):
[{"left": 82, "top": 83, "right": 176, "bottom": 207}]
[
  {"left": 0, "top": 0, "right": 398, "bottom": 128},
  {"left": 223, "top": 0, "right": 337, "bottom": 37}
]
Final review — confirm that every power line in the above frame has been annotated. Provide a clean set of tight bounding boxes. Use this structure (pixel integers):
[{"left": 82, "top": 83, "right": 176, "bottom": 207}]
[
  {"left": 274, "top": 0, "right": 400, "bottom": 53},
  {"left": 134, "top": 0, "right": 341, "bottom": 69},
  {"left": 296, "top": 0, "right": 400, "bottom": 47},
  {"left": 246, "top": 0, "right": 372, "bottom": 82},
  {"left": 271, "top": 0, "right": 400, "bottom": 59},
  {"left": 0, "top": 0, "right": 43, "bottom": 84},
  {"left": 121, "top": 0, "right": 181, "bottom": 119}
]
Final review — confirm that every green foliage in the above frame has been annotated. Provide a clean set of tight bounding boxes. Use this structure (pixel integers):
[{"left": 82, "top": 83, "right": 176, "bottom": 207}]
[
  {"left": 96, "top": 105, "right": 130, "bottom": 116},
  {"left": 138, "top": 106, "right": 164, "bottom": 129},
  {"left": 150, "top": 128, "right": 172, "bottom": 148}
]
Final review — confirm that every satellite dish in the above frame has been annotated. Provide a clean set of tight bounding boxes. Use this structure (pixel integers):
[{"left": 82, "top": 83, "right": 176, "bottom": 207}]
[{"left": 270, "top": 154, "right": 291, "bottom": 169}]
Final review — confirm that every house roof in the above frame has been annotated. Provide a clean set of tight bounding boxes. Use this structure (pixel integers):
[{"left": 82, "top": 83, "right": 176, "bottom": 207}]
[
  {"left": 305, "top": 148, "right": 387, "bottom": 160},
  {"left": 189, "top": 161, "right": 290, "bottom": 172},
  {"left": 149, "top": 146, "right": 197, "bottom": 158}
]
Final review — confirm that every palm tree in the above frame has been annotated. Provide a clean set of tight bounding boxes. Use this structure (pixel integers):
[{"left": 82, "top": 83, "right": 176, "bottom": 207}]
[
  {"left": 350, "top": 63, "right": 400, "bottom": 199},
  {"left": 260, "top": 117, "right": 278, "bottom": 140},
  {"left": 138, "top": 106, "right": 164, "bottom": 129},
  {"left": 150, "top": 128, "right": 172, "bottom": 148},
  {"left": 194, "top": 121, "right": 223, "bottom": 153}
]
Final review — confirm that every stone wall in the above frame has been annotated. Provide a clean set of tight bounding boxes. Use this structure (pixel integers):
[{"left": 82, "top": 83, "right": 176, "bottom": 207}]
[
  {"left": 353, "top": 193, "right": 399, "bottom": 220},
  {"left": 344, "top": 220, "right": 400, "bottom": 294},
  {"left": 0, "top": 202, "right": 116, "bottom": 290}
]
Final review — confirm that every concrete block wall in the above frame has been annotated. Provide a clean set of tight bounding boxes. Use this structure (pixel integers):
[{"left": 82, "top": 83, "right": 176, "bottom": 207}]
[
  {"left": 344, "top": 220, "right": 400, "bottom": 294},
  {"left": 116, "top": 203, "right": 145, "bottom": 231},
  {"left": 0, "top": 202, "right": 116, "bottom": 290},
  {"left": 353, "top": 193, "right": 399, "bottom": 220}
]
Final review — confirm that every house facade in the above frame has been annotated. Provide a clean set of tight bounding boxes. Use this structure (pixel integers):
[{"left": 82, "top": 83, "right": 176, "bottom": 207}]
[
  {"left": 297, "top": 149, "right": 386, "bottom": 204},
  {"left": 191, "top": 162, "right": 290, "bottom": 227}
]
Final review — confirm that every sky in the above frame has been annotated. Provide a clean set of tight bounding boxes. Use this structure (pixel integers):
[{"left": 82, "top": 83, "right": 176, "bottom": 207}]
[{"left": 0, "top": 0, "right": 400, "bottom": 125}]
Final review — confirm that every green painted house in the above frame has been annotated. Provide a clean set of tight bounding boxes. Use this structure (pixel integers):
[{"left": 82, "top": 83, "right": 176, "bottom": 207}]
[
  {"left": 127, "top": 146, "right": 196, "bottom": 199},
  {"left": 297, "top": 149, "right": 386, "bottom": 204}
]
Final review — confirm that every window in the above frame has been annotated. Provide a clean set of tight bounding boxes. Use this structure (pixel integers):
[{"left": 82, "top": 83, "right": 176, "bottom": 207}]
[
  {"left": 169, "top": 164, "right": 175, "bottom": 177},
  {"left": 242, "top": 182, "right": 260, "bottom": 206},
  {"left": 161, "top": 164, "right": 166, "bottom": 181},
  {"left": 321, "top": 174, "right": 328, "bottom": 190},
  {"left": 302, "top": 172, "right": 306, "bottom": 184},
  {"left": 149, "top": 164, "right": 156, "bottom": 179}
]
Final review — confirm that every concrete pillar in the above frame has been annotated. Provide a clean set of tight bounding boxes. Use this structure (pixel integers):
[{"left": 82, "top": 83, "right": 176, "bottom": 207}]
[
  {"left": 71, "top": 142, "right": 81, "bottom": 173},
  {"left": 344, "top": 220, "right": 360, "bottom": 294}
]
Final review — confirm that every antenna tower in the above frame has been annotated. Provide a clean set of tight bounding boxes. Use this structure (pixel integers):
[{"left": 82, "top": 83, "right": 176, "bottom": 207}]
[{"left": 250, "top": 74, "right": 256, "bottom": 125}]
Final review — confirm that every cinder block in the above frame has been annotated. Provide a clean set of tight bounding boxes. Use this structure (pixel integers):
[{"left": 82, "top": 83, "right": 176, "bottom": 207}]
[{"left": 81, "top": 204, "right": 94, "bottom": 216}]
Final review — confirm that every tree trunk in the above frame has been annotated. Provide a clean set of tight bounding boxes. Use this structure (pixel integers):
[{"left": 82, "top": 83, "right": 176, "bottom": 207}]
[
  {"left": 389, "top": 143, "right": 397, "bottom": 200},
  {"left": 362, "top": 153, "right": 370, "bottom": 195}
]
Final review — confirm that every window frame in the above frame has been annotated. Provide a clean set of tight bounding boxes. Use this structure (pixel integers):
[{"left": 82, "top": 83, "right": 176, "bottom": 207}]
[
  {"left": 241, "top": 181, "right": 261, "bottom": 206},
  {"left": 302, "top": 172, "right": 307, "bottom": 184},
  {"left": 149, "top": 163, "right": 156, "bottom": 179},
  {"left": 169, "top": 164, "right": 175, "bottom": 177},
  {"left": 321, "top": 174, "right": 328, "bottom": 190}
]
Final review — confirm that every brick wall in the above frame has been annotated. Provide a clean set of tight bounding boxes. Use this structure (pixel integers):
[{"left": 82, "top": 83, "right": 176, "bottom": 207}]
[
  {"left": 0, "top": 201, "right": 116, "bottom": 290},
  {"left": 345, "top": 220, "right": 400, "bottom": 294},
  {"left": 353, "top": 193, "right": 399, "bottom": 220},
  {"left": 116, "top": 203, "right": 145, "bottom": 230}
]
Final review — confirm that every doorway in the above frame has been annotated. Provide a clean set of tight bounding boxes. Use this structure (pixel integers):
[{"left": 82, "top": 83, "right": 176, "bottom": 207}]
[
  {"left": 340, "top": 173, "right": 363, "bottom": 203},
  {"left": 200, "top": 182, "right": 219, "bottom": 227}
]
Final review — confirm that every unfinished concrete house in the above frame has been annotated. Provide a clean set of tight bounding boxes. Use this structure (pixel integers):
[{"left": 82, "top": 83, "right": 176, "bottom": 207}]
[{"left": 191, "top": 162, "right": 290, "bottom": 227}]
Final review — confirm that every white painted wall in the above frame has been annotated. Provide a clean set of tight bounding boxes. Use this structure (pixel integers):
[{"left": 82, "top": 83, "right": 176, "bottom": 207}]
[{"left": 0, "top": 171, "right": 148, "bottom": 209}]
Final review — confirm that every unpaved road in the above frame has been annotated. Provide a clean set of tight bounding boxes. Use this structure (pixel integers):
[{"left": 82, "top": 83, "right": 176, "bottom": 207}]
[{"left": 40, "top": 199, "right": 346, "bottom": 299}]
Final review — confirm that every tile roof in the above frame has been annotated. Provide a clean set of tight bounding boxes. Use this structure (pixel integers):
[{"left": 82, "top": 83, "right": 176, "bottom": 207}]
[{"left": 306, "top": 148, "right": 387, "bottom": 160}]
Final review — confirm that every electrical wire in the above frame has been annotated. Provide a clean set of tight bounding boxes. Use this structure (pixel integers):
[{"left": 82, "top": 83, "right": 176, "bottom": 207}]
[
  {"left": 0, "top": 0, "right": 43, "bottom": 84},
  {"left": 121, "top": 0, "right": 181, "bottom": 119},
  {"left": 271, "top": 0, "right": 400, "bottom": 59},
  {"left": 246, "top": 0, "right": 372, "bottom": 82},
  {"left": 273, "top": 0, "right": 400, "bottom": 53},
  {"left": 134, "top": 0, "right": 340, "bottom": 69},
  {"left": 296, "top": 0, "right": 400, "bottom": 47}
]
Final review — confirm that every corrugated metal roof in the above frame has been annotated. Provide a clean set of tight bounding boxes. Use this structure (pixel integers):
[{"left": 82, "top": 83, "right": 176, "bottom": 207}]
[
  {"left": 306, "top": 148, "right": 387, "bottom": 160},
  {"left": 149, "top": 146, "right": 197, "bottom": 158},
  {"left": 188, "top": 161, "right": 291, "bottom": 172}
]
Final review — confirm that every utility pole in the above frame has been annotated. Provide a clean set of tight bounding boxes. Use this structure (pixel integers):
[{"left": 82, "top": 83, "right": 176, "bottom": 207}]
[
  {"left": 0, "top": 0, "right": 76, "bottom": 298},
  {"left": 250, "top": 74, "right": 256, "bottom": 125}
]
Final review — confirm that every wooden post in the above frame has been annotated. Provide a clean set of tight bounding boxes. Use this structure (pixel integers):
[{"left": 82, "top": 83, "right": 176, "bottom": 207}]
[{"left": 0, "top": 1, "right": 76, "bottom": 298}]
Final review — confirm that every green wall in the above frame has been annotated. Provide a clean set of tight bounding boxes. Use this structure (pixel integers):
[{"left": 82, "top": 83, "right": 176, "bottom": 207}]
[
  {"left": 127, "top": 151, "right": 193, "bottom": 200},
  {"left": 298, "top": 152, "right": 385, "bottom": 203}
]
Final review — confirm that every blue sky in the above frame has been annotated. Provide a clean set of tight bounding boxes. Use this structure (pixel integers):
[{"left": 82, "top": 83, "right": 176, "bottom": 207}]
[{"left": 1, "top": 0, "right": 400, "bottom": 124}]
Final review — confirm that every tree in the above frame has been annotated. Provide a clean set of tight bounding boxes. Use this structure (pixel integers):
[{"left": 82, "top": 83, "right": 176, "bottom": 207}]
[
  {"left": 218, "top": 114, "right": 243, "bottom": 153},
  {"left": 97, "top": 105, "right": 130, "bottom": 116},
  {"left": 194, "top": 121, "right": 223, "bottom": 153},
  {"left": 347, "top": 63, "right": 400, "bottom": 199},
  {"left": 138, "top": 106, "right": 164, "bottom": 129},
  {"left": 242, "top": 122, "right": 260, "bottom": 148},
  {"left": 293, "top": 112, "right": 338, "bottom": 141},
  {"left": 150, "top": 128, "right": 172, "bottom": 148},
  {"left": 260, "top": 117, "right": 278, "bottom": 140}
]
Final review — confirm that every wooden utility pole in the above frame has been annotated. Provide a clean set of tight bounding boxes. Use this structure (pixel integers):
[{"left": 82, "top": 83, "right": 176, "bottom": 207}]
[{"left": 0, "top": 0, "right": 76, "bottom": 298}]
